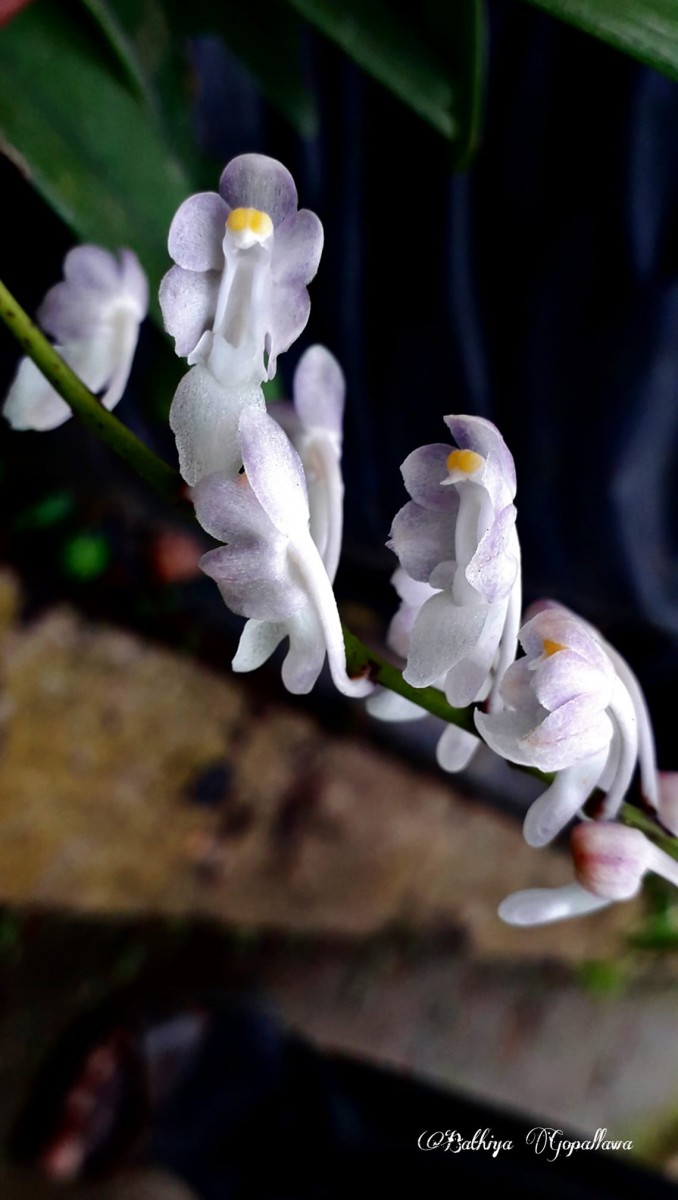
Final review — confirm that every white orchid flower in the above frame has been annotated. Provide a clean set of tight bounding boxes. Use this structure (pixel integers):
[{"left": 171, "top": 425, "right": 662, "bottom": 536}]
[
  {"left": 4, "top": 246, "right": 147, "bottom": 432},
  {"left": 161, "top": 153, "right": 323, "bottom": 486},
  {"left": 476, "top": 604, "right": 656, "bottom": 848},
  {"left": 192, "top": 407, "right": 372, "bottom": 699},
  {"left": 387, "top": 413, "right": 522, "bottom": 713},
  {"left": 500, "top": 822, "right": 678, "bottom": 926}
]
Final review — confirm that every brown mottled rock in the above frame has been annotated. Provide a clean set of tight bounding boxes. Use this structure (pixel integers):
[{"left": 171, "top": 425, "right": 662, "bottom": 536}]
[{"left": 0, "top": 577, "right": 639, "bottom": 959}]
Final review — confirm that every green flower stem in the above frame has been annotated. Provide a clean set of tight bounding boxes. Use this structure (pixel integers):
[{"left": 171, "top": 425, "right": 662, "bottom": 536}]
[
  {"left": 343, "top": 624, "right": 476, "bottom": 732},
  {"left": 0, "top": 277, "right": 182, "bottom": 504},
  {"left": 621, "top": 803, "right": 678, "bottom": 861}
]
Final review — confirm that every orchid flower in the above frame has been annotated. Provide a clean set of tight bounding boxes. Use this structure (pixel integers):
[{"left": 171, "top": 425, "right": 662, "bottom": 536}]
[
  {"left": 475, "top": 604, "right": 655, "bottom": 848},
  {"left": 273, "top": 345, "right": 345, "bottom": 581},
  {"left": 3, "top": 246, "right": 147, "bottom": 432},
  {"left": 161, "top": 153, "right": 323, "bottom": 485},
  {"left": 388, "top": 415, "right": 522, "bottom": 713},
  {"left": 192, "top": 407, "right": 372, "bottom": 699},
  {"left": 499, "top": 822, "right": 678, "bottom": 926}
]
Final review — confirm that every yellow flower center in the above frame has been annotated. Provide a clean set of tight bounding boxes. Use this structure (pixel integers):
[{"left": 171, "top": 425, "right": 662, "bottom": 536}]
[
  {"left": 446, "top": 448, "right": 484, "bottom": 475},
  {"left": 226, "top": 207, "right": 274, "bottom": 240},
  {"left": 543, "top": 638, "right": 566, "bottom": 657}
]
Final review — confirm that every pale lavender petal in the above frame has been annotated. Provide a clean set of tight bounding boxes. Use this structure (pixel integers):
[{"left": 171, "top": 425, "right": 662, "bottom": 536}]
[
  {"left": 598, "top": 677, "right": 639, "bottom": 819},
  {"left": 168, "top": 192, "right": 227, "bottom": 272},
  {"left": 192, "top": 470, "right": 275, "bottom": 544},
  {"left": 293, "top": 345, "right": 344, "bottom": 437},
  {"left": 272, "top": 210, "right": 324, "bottom": 282},
  {"left": 442, "top": 600, "right": 507, "bottom": 706},
  {"left": 159, "top": 266, "right": 220, "bottom": 358},
  {"left": 436, "top": 724, "right": 479, "bottom": 772},
  {"left": 474, "top": 708, "right": 549, "bottom": 767},
  {"left": 232, "top": 620, "right": 287, "bottom": 672},
  {"left": 387, "top": 570, "right": 438, "bottom": 660},
  {"left": 444, "top": 414, "right": 516, "bottom": 497},
  {"left": 38, "top": 281, "right": 106, "bottom": 340},
  {"left": 366, "top": 689, "right": 427, "bottom": 721},
  {"left": 200, "top": 544, "right": 305, "bottom": 620},
  {"left": 265, "top": 287, "right": 310, "bottom": 379},
  {"left": 523, "top": 750, "right": 609, "bottom": 848},
  {"left": 62, "top": 244, "right": 121, "bottom": 292},
  {"left": 3, "top": 356, "right": 72, "bottom": 431},
  {"left": 401, "top": 444, "right": 456, "bottom": 511},
  {"left": 604, "top": 642, "right": 659, "bottom": 809},
  {"left": 499, "top": 883, "right": 611, "bottom": 926},
  {"left": 404, "top": 593, "right": 487, "bottom": 688},
  {"left": 170, "top": 367, "right": 265, "bottom": 484},
  {"left": 532, "top": 650, "right": 611, "bottom": 713},
  {"left": 465, "top": 504, "right": 519, "bottom": 603},
  {"left": 219, "top": 154, "right": 298, "bottom": 226},
  {"left": 388, "top": 501, "right": 456, "bottom": 583},
  {"left": 239, "top": 407, "right": 309, "bottom": 537},
  {"left": 525, "top": 698, "right": 614, "bottom": 766},
  {"left": 499, "top": 658, "right": 536, "bottom": 710},
  {"left": 520, "top": 608, "right": 611, "bottom": 675}
]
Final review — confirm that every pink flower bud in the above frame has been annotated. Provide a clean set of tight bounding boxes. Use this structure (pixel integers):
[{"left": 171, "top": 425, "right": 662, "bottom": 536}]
[{"left": 570, "top": 822, "right": 651, "bottom": 901}]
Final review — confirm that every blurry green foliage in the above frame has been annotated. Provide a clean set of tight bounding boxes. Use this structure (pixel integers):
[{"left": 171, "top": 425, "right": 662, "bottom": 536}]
[
  {"left": 14, "top": 489, "right": 75, "bottom": 532},
  {"left": 61, "top": 531, "right": 111, "bottom": 581},
  {"left": 523, "top": 0, "right": 678, "bottom": 82}
]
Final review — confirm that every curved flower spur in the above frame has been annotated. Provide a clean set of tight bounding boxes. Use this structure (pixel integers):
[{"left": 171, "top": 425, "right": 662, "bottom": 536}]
[
  {"left": 161, "top": 154, "right": 324, "bottom": 484},
  {"left": 4, "top": 246, "right": 147, "bottom": 432},
  {"left": 475, "top": 604, "right": 655, "bottom": 849},
  {"left": 192, "top": 407, "right": 372, "bottom": 699}
]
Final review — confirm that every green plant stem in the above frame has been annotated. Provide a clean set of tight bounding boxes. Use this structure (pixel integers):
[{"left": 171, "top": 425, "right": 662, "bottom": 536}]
[
  {"left": 621, "top": 803, "right": 678, "bottom": 861},
  {"left": 343, "top": 625, "right": 476, "bottom": 731},
  {"left": 0, "top": 277, "right": 182, "bottom": 504}
]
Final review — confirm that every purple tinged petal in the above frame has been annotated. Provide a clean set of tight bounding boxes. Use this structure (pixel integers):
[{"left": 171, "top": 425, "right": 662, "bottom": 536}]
[
  {"left": 265, "top": 286, "right": 311, "bottom": 379},
  {"left": 523, "top": 701, "right": 614, "bottom": 770},
  {"left": 401, "top": 444, "right": 456, "bottom": 511},
  {"left": 200, "top": 545, "right": 305, "bottom": 620},
  {"left": 192, "top": 470, "right": 275, "bottom": 544},
  {"left": 532, "top": 649, "right": 612, "bottom": 713},
  {"left": 444, "top": 414, "right": 516, "bottom": 497},
  {"left": 219, "top": 154, "right": 298, "bottom": 226},
  {"left": 168, "top": 192, "right": 228, "bottom": 272},
  {"left": 239, "top": 407, "right": 309, "bottom": 537},
  {"left": 404, "top": 592, "right": 487, "bottom": 688},
  {"left": 388, "top": 501, "right": 456, "bottom": 583},
  {"left": 442, "top": 600, "right": 507, "bottom": 706},
  {"left": 62, "top": 245, "right": 121, "bottom": 292},
  {"left": 119, "top": 249, "right": 149, "bottom": 316},
  {"left": 272, "top": 210, "right": 324, "bottom": 282},
  {"left": 520, "top": 607, "right": 612, "bottom": 675},
  {"left": 498, "top": 883, "right": 611, "bottom": 926},
  {"left": 465, "top": 504, "right": 519, "bottom": 602},
  {"left": 159, "top": 266, "right": 220, "bottom": 357},
  {"left": 474, "top": 708, "right": 547, "bottom": 767},
  {"left": 293, "top": 345, "right": 345, "bottom": 437}
]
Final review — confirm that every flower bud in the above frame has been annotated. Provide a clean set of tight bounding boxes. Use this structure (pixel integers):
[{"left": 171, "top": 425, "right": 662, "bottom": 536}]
[{"left": 570, "top": 822, "right": 651, "bottom": 901}]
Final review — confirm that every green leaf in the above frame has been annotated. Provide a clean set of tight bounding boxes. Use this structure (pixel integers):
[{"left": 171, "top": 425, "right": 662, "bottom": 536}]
[
  {"left": 424, "top": 0, "right": 486, "bottom": 168},
  {"left": 164, "top": 0, "right": 319, "bottom": 139},
  {"left": 521, "top": 0, "right": 678, "bottom": 81},
  {"left": 0, "top": 3, "right": 193, "bottom": 320},
  {"left": 283, "top": 0, "right": 458, "bottom": 139},
  {"left": 15, "top": 490, "right": 75, "bottom": 531}
]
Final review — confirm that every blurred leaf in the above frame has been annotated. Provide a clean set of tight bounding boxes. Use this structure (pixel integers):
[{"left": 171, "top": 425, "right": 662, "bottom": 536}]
[
  {"left": 61, "top": 532, "right": 111, "bottom": 580},
  {"left": 283, "top": 0, "right": 458, "bottom": 139},
  {"left": 0, "top": 3, "right": 193, "bottom": 320},
  {"left": 522, "top": 0, "right": 678, "bottom": 81},
  {"left": 164, "top": 0, "right": 318, "bottom": 139},
  {"left": 424, "top": 0, "right": 486, "bottom": 168},
  {"left": 577, "top": 959, "right": 626, "bottom": 994}
]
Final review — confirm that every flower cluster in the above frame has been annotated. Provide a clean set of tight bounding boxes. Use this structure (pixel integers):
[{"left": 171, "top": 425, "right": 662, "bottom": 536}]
[{"left": 5, "top": 148, "right": 673, "bottom": 933}]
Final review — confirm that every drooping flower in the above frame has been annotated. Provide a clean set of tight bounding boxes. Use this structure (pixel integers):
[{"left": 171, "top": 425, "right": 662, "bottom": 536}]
[
  {"left": 160, "top": 153, "right": 323, "bottom": 383},
  {"left": 192, "top": 406, "right": 372, "bottom": 699},
  {"left": 3, "top": 246, "right": 147, "bottom": 432},
  {"left": 388, "top": 415, "right": 522, "bottom": 711},
  {"left": 273, "top": 345, "right": 345, "bottom": 581},
  {"left": 475, "top": 604, "right": 655, "bottom": 847},
  {"left": 499, "top": 822, "right": 678, "bottom": 926}
]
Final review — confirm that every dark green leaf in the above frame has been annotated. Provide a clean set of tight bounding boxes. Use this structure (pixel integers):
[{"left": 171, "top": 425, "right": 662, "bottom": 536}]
[
  {"left": 164, "top": 0, "right": 319, "bottom": 139},
  {"left": 283, "top": 0, "right": 458, "bottom": 139},
  {"left": 0, "top": 3, "right": 193, "bottom": 320},
  {"left": 522, "top": 0, "right": 678, "bottom": 81},
  {"left": 61, "top": 532, "right": 111, "bottom": 580}
]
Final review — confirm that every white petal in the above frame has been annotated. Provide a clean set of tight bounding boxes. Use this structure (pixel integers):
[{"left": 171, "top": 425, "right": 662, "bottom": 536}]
[
  {"left": 159, "top": 266, "right": 220, "bottom": 358},
  {"left": 3, "top": 333, "right": 120, "bottom": 432},
  {"left": 474, "top": 707, "right": 547, "bottom": 767},
  {"left": 170, "top": 367, "right": 264, "bottom": 484},
  {"left": 168, "top": 191, "right": 227, "bottom": 272},
  {"left": 401, "top": 444, "right": 456, "bottom": 511},
  {"left": 498, "top": 883, "right": 611, "bottom": 926},
  {"left": 388, "top": 501, "right": 456, "bottom": 584},
  {"left": 239, "top": 407, "right": 309, "bottom": 538},
  {"left": 219, "top": 154, "right": 298, "bottom": 227},
  {"left": 442, "top": 600, "right": 507, "bottom": 707},
  {"left": 281, "top": 605, "right": 327, "bottom": 694},
  {"left": 293, "top": 345, "right": 344, "bottom": 438},
  {"left": 404, "top": 593, "right": 486, "bottom": 688},
  {"left": 523, "top": 749, "right": 609, "bottom": 848},
  {"left": 366, "top": 689, "right": 427, "bottom": 722},
  {"left": 232, "top": 619, "right": 287, "bottom": 672},
  {"left": 436, "top": 724, "right": 479, "bottom": 772}
]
